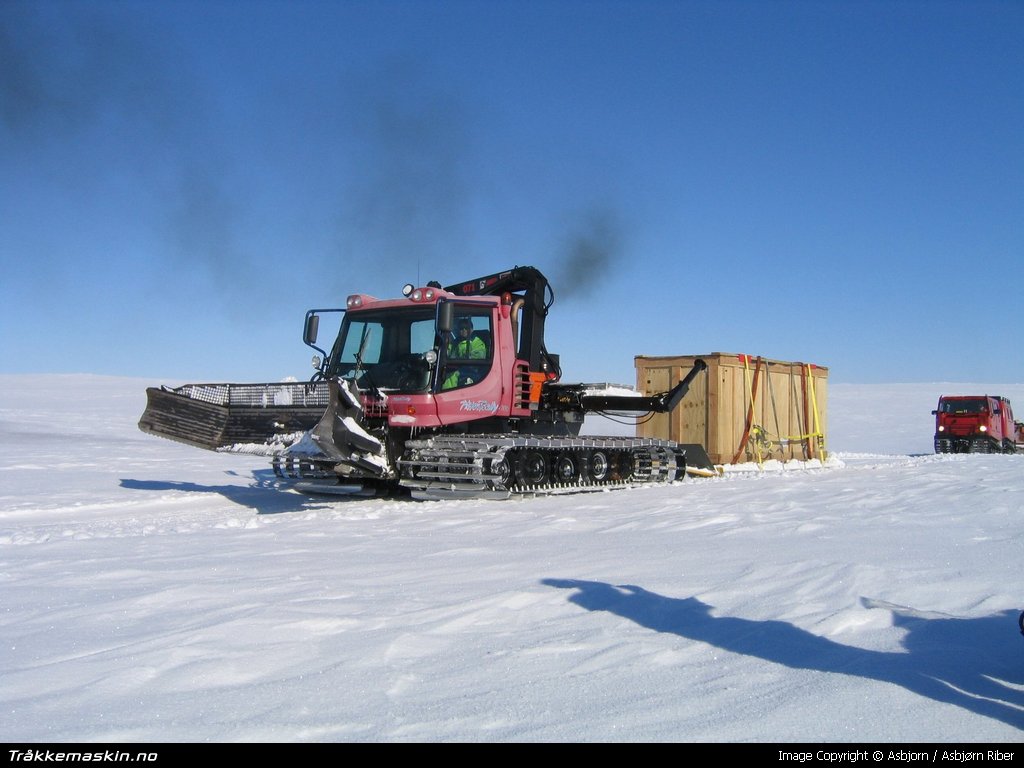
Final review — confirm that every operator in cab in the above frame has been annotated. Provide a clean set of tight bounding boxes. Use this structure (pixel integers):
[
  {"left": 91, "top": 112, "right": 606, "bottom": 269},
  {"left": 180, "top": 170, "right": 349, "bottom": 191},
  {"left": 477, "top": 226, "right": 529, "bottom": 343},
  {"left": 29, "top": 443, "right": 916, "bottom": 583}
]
[{"left": 442, "top": 318, "right": 486, "bottom": 390}]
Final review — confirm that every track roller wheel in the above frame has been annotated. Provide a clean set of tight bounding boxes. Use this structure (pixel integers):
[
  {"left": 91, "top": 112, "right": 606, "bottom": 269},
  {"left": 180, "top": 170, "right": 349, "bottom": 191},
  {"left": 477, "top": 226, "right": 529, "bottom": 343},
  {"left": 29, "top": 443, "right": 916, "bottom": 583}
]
[
  {"left": 518, "top": 450, "right": 548, "bottom": 485},
  {"left": 555, "top": 453, "right": 579, "bottom": 483},
  {"left": 488, "top": 456, "right": 512, "bottom": 486}
]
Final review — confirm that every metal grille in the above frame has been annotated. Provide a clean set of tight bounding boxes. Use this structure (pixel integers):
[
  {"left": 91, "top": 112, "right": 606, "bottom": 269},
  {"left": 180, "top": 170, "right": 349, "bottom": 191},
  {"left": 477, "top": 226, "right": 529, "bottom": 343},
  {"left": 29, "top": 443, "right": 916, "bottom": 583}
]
[{"left": 175, "top": 381, "right": 331, "bottom": 408}]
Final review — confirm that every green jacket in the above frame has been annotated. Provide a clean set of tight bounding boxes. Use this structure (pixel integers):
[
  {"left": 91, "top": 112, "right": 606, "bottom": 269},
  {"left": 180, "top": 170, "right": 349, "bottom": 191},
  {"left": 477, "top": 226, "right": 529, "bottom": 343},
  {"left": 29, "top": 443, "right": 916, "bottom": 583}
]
[
  {"left": 443, "top": 334, "right": 487, "bottom": 389},
  {"left": 448, "top": 335, "right": 486, "bottom": 360}
]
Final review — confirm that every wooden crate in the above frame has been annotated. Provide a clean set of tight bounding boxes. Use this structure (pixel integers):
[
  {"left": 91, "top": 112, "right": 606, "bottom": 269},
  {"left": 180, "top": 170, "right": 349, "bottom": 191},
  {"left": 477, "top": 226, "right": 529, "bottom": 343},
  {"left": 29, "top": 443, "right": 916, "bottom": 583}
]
[{"left": 635, "top": 353, "right": 828, "bottom": 466}]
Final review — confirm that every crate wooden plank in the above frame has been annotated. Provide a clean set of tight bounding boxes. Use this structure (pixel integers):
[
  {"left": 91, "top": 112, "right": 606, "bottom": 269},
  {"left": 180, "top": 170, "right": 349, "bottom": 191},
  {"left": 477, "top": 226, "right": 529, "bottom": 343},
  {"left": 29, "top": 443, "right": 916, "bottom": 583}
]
[{"left": 635, "top": 353, "right": 828, "bottom": 466}]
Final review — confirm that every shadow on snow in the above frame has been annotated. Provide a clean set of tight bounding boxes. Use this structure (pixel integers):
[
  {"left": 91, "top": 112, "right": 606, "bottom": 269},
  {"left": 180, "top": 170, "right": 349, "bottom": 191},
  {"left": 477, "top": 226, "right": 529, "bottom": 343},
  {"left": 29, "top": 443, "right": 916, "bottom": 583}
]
[
  {"left": 543, "top": 579, "right": 1024, "bottom": 730},
  {"left": 119, "top": 469, "right": 340, "bottom": 514}
]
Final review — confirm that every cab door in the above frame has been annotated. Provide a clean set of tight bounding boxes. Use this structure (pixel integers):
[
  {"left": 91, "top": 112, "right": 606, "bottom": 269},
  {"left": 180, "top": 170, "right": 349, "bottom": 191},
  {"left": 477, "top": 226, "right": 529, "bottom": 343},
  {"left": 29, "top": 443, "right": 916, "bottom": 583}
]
[{"left": 433, "top": 305, "right": 506, "bottom": 425}]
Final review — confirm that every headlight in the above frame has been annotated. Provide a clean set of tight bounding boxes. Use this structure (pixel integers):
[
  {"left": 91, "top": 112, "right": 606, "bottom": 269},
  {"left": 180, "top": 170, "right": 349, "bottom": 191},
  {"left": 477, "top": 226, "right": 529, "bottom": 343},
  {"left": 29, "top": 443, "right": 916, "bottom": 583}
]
[{"left": 979, "top": 425, "right": 987, "bottom": 432}]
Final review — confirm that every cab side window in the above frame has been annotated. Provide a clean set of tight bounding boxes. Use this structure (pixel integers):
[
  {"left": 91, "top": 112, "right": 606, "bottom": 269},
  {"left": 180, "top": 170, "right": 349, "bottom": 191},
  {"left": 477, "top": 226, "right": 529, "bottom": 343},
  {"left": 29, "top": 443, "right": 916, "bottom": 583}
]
[{"left": 440, "top": 313, "right": 492, "bottom": 390}]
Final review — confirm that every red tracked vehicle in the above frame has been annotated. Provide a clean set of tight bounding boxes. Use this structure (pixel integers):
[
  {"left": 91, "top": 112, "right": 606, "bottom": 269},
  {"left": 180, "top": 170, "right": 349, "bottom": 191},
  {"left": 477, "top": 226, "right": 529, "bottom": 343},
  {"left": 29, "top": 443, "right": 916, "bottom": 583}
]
[
  {"left": 932, "top": 394, "right": 1023, "bottom": 454},
  {"left": 139, "top": 266, "right": 714, "bottom": 499}
]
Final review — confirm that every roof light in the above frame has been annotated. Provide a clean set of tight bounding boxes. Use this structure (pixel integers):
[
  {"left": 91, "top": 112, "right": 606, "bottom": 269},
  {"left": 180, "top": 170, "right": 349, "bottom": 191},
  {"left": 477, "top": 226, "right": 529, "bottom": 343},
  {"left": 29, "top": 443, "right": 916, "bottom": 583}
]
[
  {"left": 346, "top": 295, "right": 362, "bottom": 308},
  {"left": 402, "top": 283, "right": 414, "bottom": 297}
]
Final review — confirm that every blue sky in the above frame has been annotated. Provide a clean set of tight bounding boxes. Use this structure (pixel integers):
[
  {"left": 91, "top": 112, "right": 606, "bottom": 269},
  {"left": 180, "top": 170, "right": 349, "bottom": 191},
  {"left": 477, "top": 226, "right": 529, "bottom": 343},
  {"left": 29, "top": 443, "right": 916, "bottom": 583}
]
[{"left": 2, "top": 0, "right": 1021, "bottom": 386}]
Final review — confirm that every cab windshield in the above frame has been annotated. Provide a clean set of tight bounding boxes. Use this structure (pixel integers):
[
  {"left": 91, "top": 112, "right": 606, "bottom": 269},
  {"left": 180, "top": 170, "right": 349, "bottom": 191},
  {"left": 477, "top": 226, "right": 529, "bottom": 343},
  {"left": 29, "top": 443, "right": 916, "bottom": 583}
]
[
  {"left": 328, "top": 308, "right": 438, "bottom": 391},
  {"left": 939, "top": 399, "right": 988, "bottom": 415}
]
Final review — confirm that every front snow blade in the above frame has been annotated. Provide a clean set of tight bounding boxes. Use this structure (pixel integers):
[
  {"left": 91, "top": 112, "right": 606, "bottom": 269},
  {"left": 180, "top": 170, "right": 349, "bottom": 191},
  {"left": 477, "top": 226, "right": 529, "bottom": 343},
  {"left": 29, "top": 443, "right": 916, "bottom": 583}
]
[
  {"left": 138, "top": 382, "right": 330, "bottom": 451},
  {"left": 305, "top": 378, "right": 390, "bottom": 477}
]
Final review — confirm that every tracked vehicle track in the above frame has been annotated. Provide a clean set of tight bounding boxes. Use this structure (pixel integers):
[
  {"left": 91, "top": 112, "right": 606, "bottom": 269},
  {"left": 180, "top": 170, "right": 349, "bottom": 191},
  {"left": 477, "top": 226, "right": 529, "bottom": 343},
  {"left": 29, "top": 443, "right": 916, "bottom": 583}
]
[{"left": 397, "top": 434, "right": 688, "bottom": 500}]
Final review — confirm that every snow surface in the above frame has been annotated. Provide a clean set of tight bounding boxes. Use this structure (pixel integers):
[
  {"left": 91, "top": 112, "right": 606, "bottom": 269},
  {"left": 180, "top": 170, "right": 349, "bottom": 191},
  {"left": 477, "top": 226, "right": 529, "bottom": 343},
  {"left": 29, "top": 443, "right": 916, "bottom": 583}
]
[{"left": 1, "top": 374, "right": 1023, "bottom": 743}]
